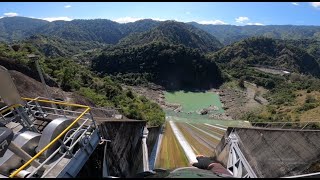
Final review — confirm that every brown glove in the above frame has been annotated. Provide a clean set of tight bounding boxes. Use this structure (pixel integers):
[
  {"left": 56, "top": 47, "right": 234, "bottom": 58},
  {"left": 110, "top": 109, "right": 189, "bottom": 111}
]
[{"left": 192, "top": 155, "right": 215, "bottom": 170}]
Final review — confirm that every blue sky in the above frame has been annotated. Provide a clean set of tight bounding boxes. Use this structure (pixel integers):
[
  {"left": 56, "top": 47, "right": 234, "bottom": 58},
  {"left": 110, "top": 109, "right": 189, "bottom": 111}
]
[{"left": 0, "top": 2, "right": 320, "bottom": 25}]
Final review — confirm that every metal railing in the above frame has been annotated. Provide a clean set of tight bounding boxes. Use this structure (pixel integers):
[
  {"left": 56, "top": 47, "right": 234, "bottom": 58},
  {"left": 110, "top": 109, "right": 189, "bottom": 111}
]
[
  {"left": 4, "top": 97, "right": 97, "bottom": 178},
  {"left": 250, "top": 121, "right": 320, "bottom": 131},
  {"left": 0, "top": 104, "right": 24, "bottom": 124}
]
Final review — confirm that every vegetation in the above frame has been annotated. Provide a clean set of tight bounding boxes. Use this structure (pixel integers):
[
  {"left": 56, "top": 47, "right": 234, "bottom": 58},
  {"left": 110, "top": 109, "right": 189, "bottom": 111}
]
[
  {"left": 0, "top": 41, "right": 165, "bottom": 126},
  {"left": 2, "top": 16, "right": 320, "bottom": 47},
  {"left": 242, "top": 73, "right": 320, "bottom": 122},
  {"left": 191, "top": 22, "right": 320, "bottom": 45},
  {"left": 92, "top": 42, "right": 224, "bottom": 90},
  {"left": 0, "top": 17, "right": 159, "bottom": 43},
  {"left": 2, "top": 16, "right": 320, "bottom": 125},
  {"left": 22, "top": 35, "right": 105, "bottom": 58},
  {"left": 210, "top": 37, "right": 320, "bottom": 77},
  {"left": 118, "top": 20, "right": 223, "bottom": 52}
]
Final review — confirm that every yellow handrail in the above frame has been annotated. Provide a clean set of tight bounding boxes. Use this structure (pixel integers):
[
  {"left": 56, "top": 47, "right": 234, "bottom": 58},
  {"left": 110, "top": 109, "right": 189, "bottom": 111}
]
[
  {"left": 0, "top": 104, "right": 23, "bottom": 115},
  {"left": 9, "top": 99, "right": 91, "bottom": 178},
  {"left": 22, "top": 97, "right": 90, "bottom": 108}
]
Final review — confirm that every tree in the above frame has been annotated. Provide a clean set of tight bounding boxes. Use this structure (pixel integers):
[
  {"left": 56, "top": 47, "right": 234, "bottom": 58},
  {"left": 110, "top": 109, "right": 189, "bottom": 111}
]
[{"left": 238, "top": 77, "right": 245, "bottom": 89}]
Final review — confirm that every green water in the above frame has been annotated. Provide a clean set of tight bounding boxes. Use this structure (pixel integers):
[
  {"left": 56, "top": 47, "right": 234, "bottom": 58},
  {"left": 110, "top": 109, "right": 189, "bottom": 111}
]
[
  {"left": 164, "top": 90, "right": 249, "bottom": 127},
  {"left": 166, "top": 115, "right": 250, "bottom": 127},
  {"left": 164, "top": 91, "right": 224, "bottom": 114}
]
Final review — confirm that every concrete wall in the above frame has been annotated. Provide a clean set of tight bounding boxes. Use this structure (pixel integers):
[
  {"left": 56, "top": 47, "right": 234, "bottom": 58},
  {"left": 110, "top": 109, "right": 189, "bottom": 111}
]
[
  {"left": 76, "top": 121, "right": 161, "bottom": 178},
  {"left": 146, "top": 126, "right": 161, "bottom": 158},
  {"left": 215, "top": 127, "right": 320, "bottom": 178},
  {"left": 146, "top": 126, "right": 161, "bottom": 170},
  {"left": 99, "top": 121, "right": 146, "bottom": 177}
]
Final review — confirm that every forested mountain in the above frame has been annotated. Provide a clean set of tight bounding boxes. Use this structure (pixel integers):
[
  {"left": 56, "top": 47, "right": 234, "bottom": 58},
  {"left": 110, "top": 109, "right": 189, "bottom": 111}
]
[
  {"left": 2, "top": 16, "right": 320, "bottom": 125},
  {"left": 117, "top": 19, "right": 161, "bottom": 35},
  {"left": 92, "top": 42, "right": 224, "bottom": 89},
  {"left": 2, "top": 16, "right": 320, "bottom": 48},
  {"left": 0, "top": 17, "right": 49, "bottom": 42},
  {"left": 211, "top": 37, "right": 320, "bottom": 77},
  {"left": 190, "top": 22, "right": 320, "bottom": 45},
  {"left": 117, "top": 21, "right": 223, "bottom": 52},
  {"left": 0, "top": 17, "right": 159, "bottom": 44},
  {"left": 19, "top": 35, "right": 105, "bottom": 58},
  {"left": 282, "top": 39, "right": 320, "bottom": 63},
  {"left": 35, "top": 19, "right": 125, "bottom": 44}
]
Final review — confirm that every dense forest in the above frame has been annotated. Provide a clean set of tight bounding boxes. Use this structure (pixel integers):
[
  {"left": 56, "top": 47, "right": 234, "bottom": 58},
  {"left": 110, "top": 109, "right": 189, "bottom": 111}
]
[
  {"left": 190, "top": 22, "right": 320, "bottom": 45},
  {"left": 0, "top": 17, "right": 160, "bottom": 43},
  {"left": 2, "top": 16, "right": 320, "bottom": 45},
  {"left": 117, "top": 21, "right": 223, "bottom": 52},
  {"left": 22, "top": 35, "right": 106, "bottom": 58},
  {"left": 210, "top": 37, "right": 320, "bottom": 77},
  {"left": 92, "top": 42, "right": 224, "bottom": 89}
]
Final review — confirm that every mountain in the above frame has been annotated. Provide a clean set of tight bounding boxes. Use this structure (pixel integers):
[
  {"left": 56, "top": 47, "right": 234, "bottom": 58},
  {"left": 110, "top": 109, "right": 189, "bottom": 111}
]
[
  {"left": 21, "top": 35, "right": 105, "bottom": 58},
  {"left": 0, "top": 17, "right": 159, "bottom": 44},
  {"left": 2, "top": 16, "right": 320, "bottom": 47},
  {"left": 92, "top": 42, "right": 224, "bottom": 89},
  {"left": 282, "top": 39, "right": 320, "bottom": 63},
  {"left": 0, "top": 16, "right": 49, "bottom": 42},
  {"left": 118, "top": 19, "right": 161, "bottom": 35},
  {"left": 211, "top": 37, "right": 320, "bottom": 77},
  {"left": 35, "top": 19, "right": 124, "bottom": 44},
  {"left": 117, "top": 21, "right": 223, "bottom": 52},
  {"left": 189, "top": 22, "right": 320, "bottom": 45}
]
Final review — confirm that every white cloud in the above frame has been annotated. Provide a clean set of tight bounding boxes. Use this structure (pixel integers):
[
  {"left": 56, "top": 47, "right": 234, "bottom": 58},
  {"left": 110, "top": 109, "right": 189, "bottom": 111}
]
[
  {"left": 247, "top": 22, "right": 264, "bottom": 26},
  {"left": 235, "top": 16, "right": 249, "bottom": 23},
  {"left": 0, "top": 16, "right": 3, "bottom": 19},
  {"left": 153, "top": 18, "right": 167, "bottom": 22},
  {"left": 292, "top": 2, "right": 299, "bottom": 6},
  {"left": 310, "top": 2, "right": 320, "bottom": 8},
  {"left": 113, "top": 17, "right": 167, "bottom": 23},
  {"left": 64, "top": 5, "right": 71, "bottom": 8},
  {"left": 197, "top": 20, "right": 228, "bottom": 25},
  {"left": 113, "top": 17, "right": 143, "bottom": 23},
  {"left": 3, "top": 12, "right": 18, "bottom": 17},
  {"left": 41, "top": 17, "right": 73, "bottom": 22}
]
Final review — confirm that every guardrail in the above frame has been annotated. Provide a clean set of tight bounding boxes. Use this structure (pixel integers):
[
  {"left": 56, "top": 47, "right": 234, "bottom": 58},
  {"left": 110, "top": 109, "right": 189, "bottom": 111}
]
[
  {"left": 250, "top": 121, "right": 320, "bottom": 131},
  {"left": 282, "top": 171, "right": 320, "bottom": 178},
  {"left": 5, "top": 97, "right": 97, "bottom": 178},
  {"left": 0, "top": 104, "right": 24, "bottom": 124}
]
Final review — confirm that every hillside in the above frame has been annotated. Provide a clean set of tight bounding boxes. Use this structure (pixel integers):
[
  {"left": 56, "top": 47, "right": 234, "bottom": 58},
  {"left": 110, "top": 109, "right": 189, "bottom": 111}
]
[
  {"left": 211, "top": 37, "right": 320, "bottom": 77},
  {"left": 190, "top": 22, "right": 320, "bottom": 45},
  {"left": 21, "top": 35, "right": 105, "bottom": 58},
  {"left": 0, "top": 41, "right": 165, "bottom": 126},
  {"left": 282, "top": 39, "right": 320, "bottom": 63},
  {"left": 0, "top": 17, "right": 159, "bottom": 44},
  {"left": 2, "top": 16, "right": 320, "bottom": 47},
  {"left": 117, "top": 21, "right": 223, "bottom": 52},
  {"left": 0, "top": 16, "right": 49, "bottom": 42},
  {"left": 92, "top": 42, "right": 224, "bottom": 89}
]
